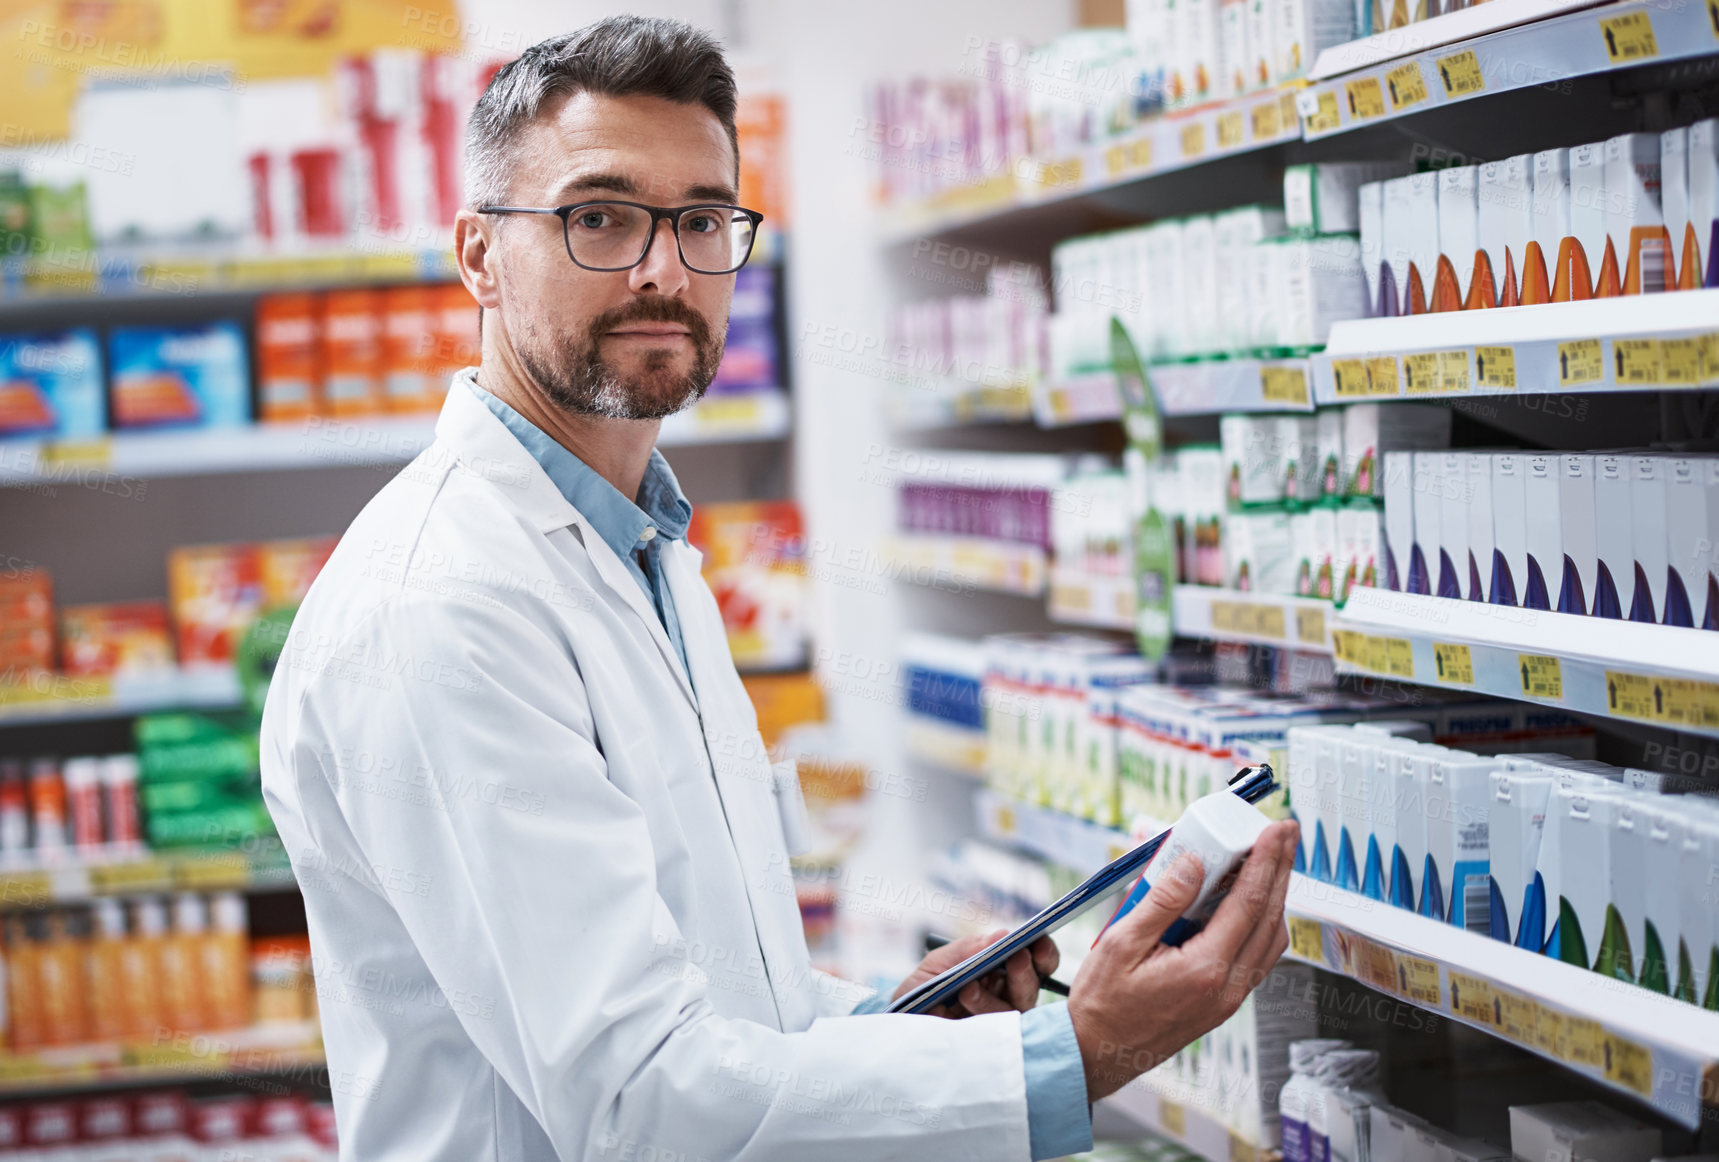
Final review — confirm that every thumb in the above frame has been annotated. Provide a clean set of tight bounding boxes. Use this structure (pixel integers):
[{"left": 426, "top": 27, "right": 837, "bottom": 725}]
[{"left": 1103, "top": 852, "right": 1204, "bottom": 961}]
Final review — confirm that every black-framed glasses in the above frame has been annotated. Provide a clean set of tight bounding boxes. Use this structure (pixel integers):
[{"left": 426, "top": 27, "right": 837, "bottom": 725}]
[{"left": 477, "top": 200, "right": 764, "bottom": 274}]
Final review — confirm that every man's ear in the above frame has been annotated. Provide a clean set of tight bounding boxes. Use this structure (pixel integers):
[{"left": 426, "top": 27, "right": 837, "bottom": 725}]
[{"left": 454, "top": 210, "right": 502, "bottom": 311}]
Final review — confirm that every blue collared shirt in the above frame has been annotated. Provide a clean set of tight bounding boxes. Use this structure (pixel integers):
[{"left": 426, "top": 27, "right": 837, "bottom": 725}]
[{"left": 470, "top": 375, "right": 1091, "bottom": 1161}]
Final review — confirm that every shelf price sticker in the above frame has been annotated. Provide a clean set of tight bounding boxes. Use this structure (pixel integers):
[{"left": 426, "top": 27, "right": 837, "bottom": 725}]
[
  {"left": 1702, "top": 331, "right": 1719, "bottom": 379},
  {"left": 1288, "top": 916, "right": 1324, "bottom": 962},
  {"left": 1181, "top": 121, "right": 1207, "bottom": 159},
  {"left": 1306, "top": 90, "right": 1341, "bottom": 134},
  {"left": 1496, "top": 990, "right": 1539, "bottom": 1043},
  {"left": 1558, "top": 339, "right": 1603, "bottom": 387},
  {"left": 42, "top": 438, "right": 113, "bottom": 470},
  {"left": 1211, "top": 600, "right": 1287, "bottom": 640},
  {"left": 1104, "top": 138, "right": 1152, "bottom": 176},
  {"left": 1385, "top": 61, "right": 1428, "bottom": 111},
  {"left": 1448, "top": 971, "right": 1500, "bottom": 1028},
  {"left": 1230, "top": 1132, "right": 1257, "bottom": 1162},
  {"left": 995, "top": 803, "right": 1018, "bottom": 836},
  {"left": 1602, "top": 1033, "right": 1653, "bottom": 1096},
  {"left": 1396, "top": 954, "right": 1441, "bottom": 1006},
  {"left": 1104, "top": 143, "right": 1129, "bottom": 177},
  {"left": 1518, "top": 654, "right": 1563, "bottom": 700},
  {"left": 695, "top": 395, "right": 765, "bottom": 430},
  {"left": 1606, "top": 671, "right": 1719, "bottom": 729},
  {"left": 1260, "top": 364, "right": 1310, "bottom": 405},
  {"left": 1660, "top": 337, "right": 1700, "bottom": 384},
  {"left": 0, "top": 871, "right": 51, "bottom": 908},
  {"left": 1036, "top": 157, "right": 1084, "bottom": 191},
  {"left": 1433, "top": 643, "right": 1474, "bottom": 685},
  {"left": 1475, "top": 346, "right": 1517, "bottom": 390},
  {"left": 1251, "top": 99, "right": 1281, "bottom": 140},
  {"left": 1366, "top": 355, "right": 1401, "bottom": 396},
  {"left": 1532, "top": 1003, "right": 1565, "bottom": 1055},
  {"left": 1159, "top": 1100, "right": 1187, "bottom": 1138},
  {"left": 1331, "top": 359, "right": 1370, "bottom": 398},
  {"left": 1402, "top": 352, "right": 1441, "bottom": 394},
  {"left": 1561, "top": 1016, "right": 1605, "bottom": 1069},
  {"left": 92, "top": 858, "right": 171, "bottom": 894},
  {"left": 1599, "top": 10, "right": 1659, "bottom": 62},
  {"left": 1612, "top": 338, "right": 1662, "bottom": 384},
  {"left": 1296, "top": 606, "right": 1327, "bottom": 646},
  {"left": 1355, "top": 940, "right": 1399, "bottom": 994},
  {"left": 1217, "top": 110, "right": 1245, "bottom": 149},
  {"left": 1605, "top": 669, "right": 1657, "bottom": 720},
  {"left": 1383, "top": 638, "right": 1414, "bottom": 678},
  {"left": 1280, "top": 92, "right": 1300, "bottom": 133},
  {"left": 1437, "top": 350, "right": 1470, "bottom": 393},
  {"left": 1436, "top": 49, "right": 1486, "bottom": 97},
  {"left": 1345, "top": 77, "right": 1386, "bottom": 121}
]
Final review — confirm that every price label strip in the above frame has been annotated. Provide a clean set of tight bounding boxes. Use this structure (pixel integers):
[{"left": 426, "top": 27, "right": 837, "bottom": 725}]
[
  {"left": 1448, "top": 971, "right": 1500, "bottom": 1028},
  {"left": 1613, "top": 338, "right": 1662, "bottom": 385},
  {"left": 1518, "top": 654, "right": 1564, "bottom": 700},
  {"left": 1436, "top": 49, "right": 1486, "bottom": 97},
  {"left": 1260, "top": 364, "right": 1310, "bottom": 406},
  {"left": 1386, "top": 61, "right": 1428, "bottom": 111},
  {"left": 1345, "top": 77, "right": 1386, "bottom": 121},
  {"left": 1475, "top": 345, "right": 1516, "bottom": 390},
  {"left": 1217, "top": 110, "right": 1244, "bottom": 149},
  {"left": 1331, "top": 359, "right": 1370, "bottom": 398},
  {"left": 1181, "top": 121, "right": 1206, "bottom": 159},
  {"left": 1306, "top": 90, "right": 1341, "bottom": 134},
  {"left": 1251, "top": 100, "right": 1281, "bottom": 140},
  {"left": 1295, "top": 606, "right": 1326, "bottom": 646},
  {"left": 1559, "top": 339, "right": 1603, "bottom": 387},
  {"left": 1288, "top": 916, "right": 1325, "bottom": 962},
  {"left": 1433, "top": 643, "right": 1474, "bottom": 685},
  {"left": 1599, "top": 10, "right": 1659, "bottom": 62},
  {"left": 1366, "top": 355, "right": 1400, "bottom": 396}
]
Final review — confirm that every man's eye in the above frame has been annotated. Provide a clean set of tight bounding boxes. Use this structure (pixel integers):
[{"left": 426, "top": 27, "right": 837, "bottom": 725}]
[
  {"left": 684, "top": 213, "right": 719, "bottom": 233},
  {"left": 576, "top": 212, "right": 610, "bottom": 229}
]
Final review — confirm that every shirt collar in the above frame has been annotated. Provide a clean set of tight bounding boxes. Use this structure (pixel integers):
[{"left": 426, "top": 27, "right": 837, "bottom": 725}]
[{"left": 461, "top": 371, "right": 692, "bottom": 561}]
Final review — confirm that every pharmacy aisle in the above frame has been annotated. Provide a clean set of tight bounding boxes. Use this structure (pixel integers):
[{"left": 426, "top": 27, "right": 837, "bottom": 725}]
[{"left": 835, "top": 0, "right": 1719, "bottom": 1157}]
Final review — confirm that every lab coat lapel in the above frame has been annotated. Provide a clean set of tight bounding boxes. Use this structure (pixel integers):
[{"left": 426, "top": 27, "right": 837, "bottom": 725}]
[{"left": 575, "top": 525, "right": 698, "bottom": 711}]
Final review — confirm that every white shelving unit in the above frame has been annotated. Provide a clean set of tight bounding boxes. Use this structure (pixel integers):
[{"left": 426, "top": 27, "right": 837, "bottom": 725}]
[
  {"left": 1033, "top": 358, "right": 1313, "bottom": 427},
  {"left": 885, "top": 535, "right": 1049, "bottom": 597}
]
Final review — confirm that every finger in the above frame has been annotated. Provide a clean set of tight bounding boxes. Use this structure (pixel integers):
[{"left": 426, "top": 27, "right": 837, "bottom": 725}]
[
  {"left": 1226, "top": 829, "right": 1297, "bottom": 1001},
  {"left": 958, "top": 980, "right": 1013, "bottom": 1016},
  {"left": 1004, "top": 948, "right": 1038, "bottom": 1011},
  {"left": 1189, "top": 821, "right": 1298, "bottom": 971},
  {"left": 1101, "top": 852, "right": 1205, "bottom": 962},
  {"left": 1030, "top": 935, "right": 1060, "bottom": 976}
]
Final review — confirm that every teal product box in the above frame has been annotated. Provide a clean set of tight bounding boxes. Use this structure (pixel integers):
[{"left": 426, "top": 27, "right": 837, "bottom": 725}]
[
  {"left": 0, "top": 329, "right": 105, "bottom": 438},
  {"left": 108, "top": 321, "right": 251, "bottom": 431}
]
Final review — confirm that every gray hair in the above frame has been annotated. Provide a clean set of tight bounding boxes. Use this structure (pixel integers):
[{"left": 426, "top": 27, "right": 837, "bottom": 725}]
[{"left": 464, "top": 16, "right": 739, "bottom": 209}]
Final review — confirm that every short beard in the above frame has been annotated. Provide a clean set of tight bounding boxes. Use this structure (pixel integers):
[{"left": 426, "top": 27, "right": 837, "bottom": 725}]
[{"left": 519, "top": 297, "right": 723, "bottom": 421}]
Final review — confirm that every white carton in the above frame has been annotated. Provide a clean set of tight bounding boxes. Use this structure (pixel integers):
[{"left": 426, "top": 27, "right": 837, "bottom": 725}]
[
  {"left": 1436, "top": 166, "right": 1480, "bottom": 307},
  {"left": 1568, "top": 143, "right": 1608, "bottom": 299},
  {"left": 1222, "top": 414, "right": 1284, "bottom": 505},
  {"left": 1382, "top": 451, "right": 1414, "bottom": 592},
  {"left": 1286, "top": 162, "right": 1410, "bottom": 236},
  {"left": 1488, "top": 769, "right": 1552, "bottom": 948},
  {"left": 1629, "top": 456, "right": 1668, "bottom": 623},
  {"left": 1665, "top": 457, "right": 1708, "bottom": 628},
  {"left": 1635, "top": 798, "right": 1683, "bottom": 994},
  {"left": 1244, "top": 0, "right": 1274, "bottom": 93},
  {"left": 1466, "top": 452, "right": 1495, "bottom": 603},
  {"left": 1554, "top": 786, "right": 1620, "bottom": 972},
  {"left": 1280, "top": 415, "right": 1320, "bottom": 503},
  {"left": 1227, "top": 509, "right": 1296, "bottom": 593},
  {"left": 1490, "top": 453, "right": 1527, "bottom": 607},
  {"left": 1508, "top": 1102, "right": 1662, "bottom": 1162},
  {"left": 1690, "top": 119, "right": 1718, "bottom": 291},
  {"left": 1609, "top": 792, "right": 1649, "bottom": 984},
  {"left": 1183, "top": 214, "right": 1220, "bottom": 356},
  {"left": 1523, "top": 454, "right": 1562, "bottom": 611},
  {"left": 1557, "top": 455, "right": 1597, "bottom": 616},
  {"left": 1359, "top": 180, "right": 1386, "bottom": 314},
  {"left": 1677, "top": 804, "right": 1719, "bottom": 1005},
  {"left": 1593, "top": 454, "right": 1632, "bottom": 619},
  {"left": 1380, "top": 174, "right": 1417, "bottom": 315},
  {"left": 1404, "top": 171, "right": 1440, "bottom": 313},
  {"left": 1477, "top": 155, "right": 1533, "bottom": 306},
  {"left": 1343, "top": 402, "right": 1452, "bottom": 499},
  {"left": 1436, "top": 451, "right": 1469, "bottom": 602},
  {"left": 1337, "top": 501, "right": 1381, "bottom": 603},
  {"left": 1276, "top": 235, "right": 1368, "bottom": 350},
  {"left": 1662, "top": 126, "right": 1692, "bottom": 289},
  {"left": 1220, "top": 0, "right": 1252, "bottom": 97},
  {"left": 1335, "top": 733, "right": 1372, "bottom": 892},
  {"left": 1604, "top": 132, "right": 1666, "bottom": 294},
  {"left": 1396, "top": 745, "right": 1447, "bottom": 914},
  {"left": 1182, "top": 0, "right": 1226, "bottom": 105},
  {"left": 1275, "top": 0, "right": 1353, "bottom": 82},
  {"left": 1426, "top": 753, "right": 1495, "bottom": 931},
  {"left": 1411, "top": 451, "right": 1442, "bottom": 597},
  {"left": 1317, "top": 409, "right": 1344, "bottom": 498},
  {"left": 1531, "top": 149, "right": 1571, "bottom": 297}
]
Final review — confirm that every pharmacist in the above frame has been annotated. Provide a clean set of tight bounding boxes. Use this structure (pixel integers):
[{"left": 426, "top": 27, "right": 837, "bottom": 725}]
[{"left": 260, "top": 16, "right": 1298, "bottom": 1162}]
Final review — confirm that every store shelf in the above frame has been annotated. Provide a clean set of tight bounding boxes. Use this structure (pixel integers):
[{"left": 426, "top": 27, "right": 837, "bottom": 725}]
[
  {"left": 1173, "top": 585, "right": 1335, "bottom": 653},
  {"left": 0, "top": 246, "right": 458, "bottom": 307},
  {"left": 1284, "top": 875, "right": 1719, "bottom": 1127},
  {"left": 0, "top": 1022, "right": 322, "bottom": 1095},
  {"left": 884, "top": 535, "right": 1048, "bottom": 597},
  {"left": 1311, "top": 0, "right": 1611, "bottom": 76},
  {"left": 1048, "top": 567, "right": 1136, "bottom": 630},
  {"left": 1104, "top": 1079, "right": 1266, "bottom": 1162},
  {"left": 974, "top": 789, "right": 1131, "bottom": 877},
  {"left": 0, "top": 391, "right": 790, "bottom": 488},
  {"left": 1297, "top": 0, "right": 1719, "bottom": 140},
  {"left": 1331, "top": 587, "right": 1719, "bottom": 736},
  {"left": 1032, "top": 370, "right": 1127, "bottom": 428},
  {"left": 886, "top": 381, "right": 1034, "bottom": 430},
  {"left": 1311, "top": 291, "right": 1719, "bottom": 403},
  {"left": 879, "top": 87, "right": 1303, "bottom": 243},
  {"left": 1033, "top": 358, "right": 1314, "bottom": 428},
  {"left": 904, "top": 718, "right": 987, "bottom": 777},
  {"left": 0, "top": 847, "right": 296, "bottom": 908},
  {"left": 0, "top": 667, "right": 242, "bottom": 727}
]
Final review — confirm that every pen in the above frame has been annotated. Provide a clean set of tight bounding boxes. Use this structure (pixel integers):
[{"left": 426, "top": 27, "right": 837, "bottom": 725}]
[{"left": 925, "top": 934, "right": 1070, "bottom": 997}]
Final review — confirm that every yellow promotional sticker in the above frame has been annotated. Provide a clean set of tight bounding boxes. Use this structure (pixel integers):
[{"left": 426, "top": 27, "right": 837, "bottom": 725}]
[
  {"left": 1433, "top": 643, "right": 1474, "bottom": 685},
  {"left": 1345, "top": 77, "right": 1386, "bottom": 120},
  {"left": 1558, "top": 339, "right": 1603, "bottom": 386},
  {"left": 1435, "top": 49, "right": 1486, "bottom": 97},
  {"left": 1475, "top": 346, "right": 1516, "bottom": 390},
  {"left": 1518, "top": 655, "right": 1563, "bottom": 700},
  {"left": 1386, "top": 61, "right": 1428, "bottom": 111}
]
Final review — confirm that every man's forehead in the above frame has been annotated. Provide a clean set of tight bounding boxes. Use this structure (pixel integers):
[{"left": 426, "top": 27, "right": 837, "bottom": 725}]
[{"left": 521, "top": 91, "right": 737, "bottom": 201}]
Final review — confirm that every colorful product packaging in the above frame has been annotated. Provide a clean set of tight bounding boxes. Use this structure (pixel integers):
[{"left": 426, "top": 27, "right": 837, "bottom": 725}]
[
  {"left": 59, "top": 602, "right": 175, "bottom": 677},
  {"left": 166, "top": 543, "right": 263, "bottom": 668},
  {"left": 382, "top": 285, "right": 440, "bottom": 412},
  {"left": 320, "top": 289, "right": 386, "bottom": 417},
  {"left": 255, "top": 293, "right": 322, "bottom": 423},
  {"left": 0, "top": 330, "right": 104, "bottom": 438},
  {"left": 108, "top": 322, "right": 251, "bottom": 431}
]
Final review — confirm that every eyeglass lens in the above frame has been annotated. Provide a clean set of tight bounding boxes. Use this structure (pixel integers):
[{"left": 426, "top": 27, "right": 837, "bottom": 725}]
[{"left": 563, "top": 204, "right": 755, "bottom": 272}]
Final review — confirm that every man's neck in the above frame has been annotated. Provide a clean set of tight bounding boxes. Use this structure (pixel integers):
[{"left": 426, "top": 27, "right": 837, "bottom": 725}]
[{"left": 476, "top": 335, "right": 662, "bottom": 503}]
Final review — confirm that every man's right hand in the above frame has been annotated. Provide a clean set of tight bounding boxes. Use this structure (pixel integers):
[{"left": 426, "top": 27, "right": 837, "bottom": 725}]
[{"left": 1067, "top": 819, "right": 1299, "bottom": 1101}]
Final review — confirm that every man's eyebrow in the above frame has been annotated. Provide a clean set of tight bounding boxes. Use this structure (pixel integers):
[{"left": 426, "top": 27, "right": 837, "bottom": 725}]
[
  {"left": 550, "top": 173, "right": 739, "bottom": 205},
  {"left": 684, "top": 183, "right": 739, "bottom": 203}
]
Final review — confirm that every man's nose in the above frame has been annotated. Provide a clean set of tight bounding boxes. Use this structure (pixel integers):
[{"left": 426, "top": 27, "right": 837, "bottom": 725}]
[{"left": 629, "top": 217, "right": 690, "bottom": 296}]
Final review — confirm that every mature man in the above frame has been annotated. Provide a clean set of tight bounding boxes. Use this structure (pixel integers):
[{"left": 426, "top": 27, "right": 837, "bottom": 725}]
[{"left": 261, "top": 15, "right": 1298, "bottom": 1161}]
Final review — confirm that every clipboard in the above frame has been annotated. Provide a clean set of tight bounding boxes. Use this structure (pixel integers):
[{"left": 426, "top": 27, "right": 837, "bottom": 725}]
[{"left": 887, "top": 764, "right": 1277, "bottom": 1015}]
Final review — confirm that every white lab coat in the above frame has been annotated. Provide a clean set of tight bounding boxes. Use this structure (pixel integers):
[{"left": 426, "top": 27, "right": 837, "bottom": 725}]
[{"left": 260, "top": 381, "right": 1035, "bottom": 1162}]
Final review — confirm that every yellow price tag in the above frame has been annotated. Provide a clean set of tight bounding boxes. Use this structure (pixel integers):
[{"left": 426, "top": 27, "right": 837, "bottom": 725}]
[
  {"left": 1435, "top": 49, "right": 1486, "bottom": 97},
  {"left": 1260, "top": 364, "right": 1310, "bottom": 405},
  {"left": 1518, "top": 655, "right": 1564, "bottom": 700},
  {"left": 1475, "top": 345, "right": 1516, "bottom": 389},
  {"left": 1613, "top": 338, "right": 1662, "bottom": 384},
  {"left": 1382, "top": 638, "right": 1414, "bottom": 678},
  {"left": 42, "top": 439, "right": 113, "bottom": 469},
  {"left": 1710, "top": 0, "right": 1719, "bottom": 42},
  {"left": 1385, "top": 61, "right": 1428, "bottom": 111},
  {"left": 177, "top": 853, "right": 251, "bottom": 889},
  {"left": 1600, "top": 10, "right": 1659, "bottom": 62},
  {"left": 1437, "top": 350, "right": 1470, "bottom": 393},
  {"left": 1333, "top": 630, "right": 1363, "bottom": 665},
  {"left": 996, "top": 804, "right": 1018, "bottom": 836},
  {"left": 1181, "top": 121, "right": 1206, "bottom": 159},
  {"left": 1655, "top": 677, "right": 1719, "bottom": 730},
  {"left": 0, "top": 871, "right": 51, "bottom": 908},
  {"left": 1039, "top": 157, "right": 1084, "bottom": 190},
  {"left": 1217, "top": 110, "right": 1245, "bottom": 149},
  {"left": 1331, "top": 359, "right": 1370, "bottom": 398},
  {"left": 1307, "top": 90, "right": 1341, "bottom": 134},
  {"left": 1231, "top": 1132, "right": 1257, "bottom": 1162},
  {"left": 1280, "top": 92, "right": 1300, "bottom": 132},
  {"left": 1700, "top": 331, "right": 1719, "bottom": 379},
  {"left": 1251, "top": 99, "right": 1281, "bottom": 140},
  {"left": 1356, "top": 940, "right": 1398, "bottom": 994},
  {"left": 1367, "top": 355, "right": 1401, "bottom": 396},
  {"left": 1605, "top": 670, "right": 1658, "bottom": 721},
  {"left": 1402, "top": 352, "right": 1441, "bottom": 394},
  {"left": 1296, "top": 606, "right": 1327, "bottom": 646},
  {"left": 1434, "top": 643, "right": 1474, "bottom": 685},
  {"left": 1449, "top": 971, "right": 1499, "bottom": 1027},
  {"left": 1533, "top": 1003, "right": 1566, "bottom": 1055},
  {"left": 1396, "top": 955, "right": 1442, "bottom": 1006},
  {"left": 1211, "top": 601, "right": 1286, "bottom": 640},
  {"left": 695, "top": 396, "right": 764, "bottom": 429},
  {"left": 1345, "top": 77, "right": 1386, "bottom": 120},
  {"left": 91, "top": 859, "right": 171, "bottom": 894},
  {"left": 1660, "top": 337, "right": 1700, "bottom": 385},
  {"left": 1159, "top": 1100, "right": 1187, "bottom": 1137},
  {"left": 1289, "top": 916, "right": 1324, "bottom": 961},
  {"left": 1602, "top": 1033, "right": 1654, "bottom": 1095},
  {"left": 1563, "top": 1016, "right": 1604, "bottom": 1068},
  {"left": 1559, "top": 339, "right": 1603, "bottom": 386},
  {"left": 1497, "top": 990, "right": 1538, "bottom": 1043},
  {"left": 1104, "top": 144, "right": 1128, "bottom": 177}
]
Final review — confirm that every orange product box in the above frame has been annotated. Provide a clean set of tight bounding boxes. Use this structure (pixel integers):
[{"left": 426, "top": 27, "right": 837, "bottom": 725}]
[
  {"left": 381, "top": 286, "right": 437, "bottom": 413},
  {"left": 0, "top": 624, "right": 56, "bottom": 674},
  {"left": 60, "top": 602, "right": 175, "bottom": 677},
  {"left": 320, "top": 289, "right": 386, "bottom": 418},
  {"left": 167, "top": 543, "right": 263, "bottom": 667},
  {"left": 687, "top": 501, "right": 807, "bottom": 671},
  {"left": 432, "top": 282, "right": 481, "bottom": 382},
  {"left": 256, "top": 293, "right": 323, "bottom": 423},
  {"left": 0, "top": 569, "right": 54, "bottom": 624},
  {"left": 258, "top": 536, "right": 337, "bottom": 609}
]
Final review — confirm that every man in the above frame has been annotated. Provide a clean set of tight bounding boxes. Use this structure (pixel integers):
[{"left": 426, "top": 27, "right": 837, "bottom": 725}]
[{"left": 261, "top": 16, "right": 1298, "bottom": 1162}]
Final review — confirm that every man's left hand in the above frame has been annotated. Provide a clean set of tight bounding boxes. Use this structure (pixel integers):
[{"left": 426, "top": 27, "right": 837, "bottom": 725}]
[{"left": 889, "top": 931, "right": 1060, "bottom": 1018}]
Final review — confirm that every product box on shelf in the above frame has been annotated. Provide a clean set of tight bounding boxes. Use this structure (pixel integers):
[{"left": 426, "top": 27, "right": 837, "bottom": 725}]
[
  {"left": 321, "top": 289, "right": 387, "bottom": 417},
  {"left": 166, "top": 544, "right": 264, "bottom": 669},
  {"left": 58, "top": 602, "right": 174, "bottom": 678},
  {"left": 108, "top": 322, "right": 250, "bottom": 431},
  {"left": 687, "top": 501, "right": 808, "bottom": 672},
  {"left": 256, "top": 293, "right": 322, "bottom": 423},
  {"left": 0, "top": 330, "right": 104, "bottom": 439}
]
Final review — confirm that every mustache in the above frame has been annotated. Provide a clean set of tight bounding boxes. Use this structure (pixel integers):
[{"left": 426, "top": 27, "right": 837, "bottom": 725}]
[{"left": 588, "top": 297, "right": 714, "bottom": 346}]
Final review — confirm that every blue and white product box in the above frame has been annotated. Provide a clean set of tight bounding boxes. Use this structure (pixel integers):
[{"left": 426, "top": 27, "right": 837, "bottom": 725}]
[
  {"left": 1628, "top": 456, "right": 1668, "bottom": 624},
  {"left": 1489, "top": 453, "right": 1527, "bottom": 607},
  {"left": 108, "top": 321, "right": 252, "bottom": 430},
  {"left": 1523, "top": 454, "right": 1561, "bottom": 611},
  {"left": 1557, "top": 455, "right": 1597, "bottom": 616},
  {"left": 1664, "top": 457, "right": 1709, "bottom": 628},
  {"left": 1464, "top": 452, "right": 1495, "bottom": 602},
  {"left": 1381, "top": 451, "right": 1413, "bottom": 591},
  {"left": 1487, "top": 767, "right": 1552, "bottom": 948},
  {"left": 1425, "top": 753, "right": 1495, "bottom": 932},
  {"left": 1592, "top": 454, "right": 1632, "bottom": 619},
  {"left": 1409, "top": 451, "right": 1441, "bottom": 596},
  {"left": 0, "top": 329, "right": 105, "bottom": 438}
]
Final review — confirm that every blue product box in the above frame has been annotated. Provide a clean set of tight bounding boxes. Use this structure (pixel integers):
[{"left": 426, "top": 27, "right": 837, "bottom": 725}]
[
  {"left": 0, "top": 329, "right": 105, "bottom": 438},
  {"left": 109, "top": 321, "right": 251, "bottom": 430}
]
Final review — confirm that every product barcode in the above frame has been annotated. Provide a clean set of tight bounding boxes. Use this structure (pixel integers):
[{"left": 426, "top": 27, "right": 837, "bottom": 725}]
[
  {"left": 1639, "top": 236, "right": 1667, "bottom": 293},
  {"left": 1463, "top": 876, "right": 1490, "bottom": 935}
]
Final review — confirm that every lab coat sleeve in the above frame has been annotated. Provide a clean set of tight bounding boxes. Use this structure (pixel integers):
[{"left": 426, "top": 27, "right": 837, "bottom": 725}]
[{"left": 293, "top": 593, "right": 1036, "bottom": 1162}]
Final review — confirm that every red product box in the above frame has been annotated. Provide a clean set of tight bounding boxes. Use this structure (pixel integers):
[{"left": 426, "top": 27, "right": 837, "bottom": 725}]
[
  {"left": 60, "top": 601, "right": 175, "bottom": 677},
  {"left": 167, "top": 543, "right": 263, "bottom": 667}
]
